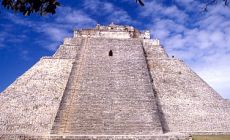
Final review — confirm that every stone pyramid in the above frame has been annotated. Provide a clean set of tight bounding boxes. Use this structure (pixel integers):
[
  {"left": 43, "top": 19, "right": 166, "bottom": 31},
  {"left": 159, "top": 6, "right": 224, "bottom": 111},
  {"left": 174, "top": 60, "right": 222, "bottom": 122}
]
[{"left": 0, "top": 24, "right": 230, "bottom": 139}]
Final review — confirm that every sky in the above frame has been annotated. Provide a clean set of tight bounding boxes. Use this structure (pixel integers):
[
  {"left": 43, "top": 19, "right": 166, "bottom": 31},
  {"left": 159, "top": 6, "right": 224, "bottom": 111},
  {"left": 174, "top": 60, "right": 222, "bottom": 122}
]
[{"left": 0, "top": 0, "right": 229, "bottom": 99}]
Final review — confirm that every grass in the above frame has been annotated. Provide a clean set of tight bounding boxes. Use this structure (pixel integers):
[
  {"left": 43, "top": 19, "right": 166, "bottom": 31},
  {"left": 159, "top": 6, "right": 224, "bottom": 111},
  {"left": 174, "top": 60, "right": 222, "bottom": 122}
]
[{"left": 192, "top": 135, "right": 230, "bottom": 140}]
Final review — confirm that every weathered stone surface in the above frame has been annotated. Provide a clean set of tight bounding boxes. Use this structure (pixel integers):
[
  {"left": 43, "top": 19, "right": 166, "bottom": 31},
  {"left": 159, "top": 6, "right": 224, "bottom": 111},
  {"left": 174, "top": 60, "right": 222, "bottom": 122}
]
[
  {"left": 51, "top": 38, "right": 163, "bottom": 135},
  {"left": 143, "top": 39, "right": 230, "bottom": 133},
  {"left": 0, "top": 24, "right": 230, "bottom": 139},
  {"left": 0, "top": 58, "right": 73, "bottom": 134},
  {"left": 0, "top": 134, "right": 189, "bottom": 140}
]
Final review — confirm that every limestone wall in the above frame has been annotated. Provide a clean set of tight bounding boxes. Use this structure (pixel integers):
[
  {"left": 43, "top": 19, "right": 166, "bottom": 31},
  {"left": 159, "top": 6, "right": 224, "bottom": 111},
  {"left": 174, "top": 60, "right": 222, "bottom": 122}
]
[
  {"left": 53, "top": 45, "right": 79, "bottom": 59},
  {"left": 76, "top": 30, "right": 132, "bottom": 39},
  {"left": 51, "top": 38, "right": 163, "bottom": 135},
  {"left": 0, "top": 58, "right": 73, "bottom": 134},
  {"left": 63, "top": 37, "right": 83, "bottom": 46},
  {"left": 143, "top": 40, "right": 168, "bottom": 59},
  {"left": 73, "top": 24, "right": 144, "bottom": 39},
  {"left": 144, "top": 42, "right": 230, "bottom": 133}
]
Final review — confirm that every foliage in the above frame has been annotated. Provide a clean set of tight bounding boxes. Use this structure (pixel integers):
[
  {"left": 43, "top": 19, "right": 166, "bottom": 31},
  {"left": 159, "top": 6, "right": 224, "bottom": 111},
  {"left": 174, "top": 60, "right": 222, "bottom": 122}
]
[
  {"left": 204, "top": 0, "right": 229, "bottom": 11},
  {"left": 1, "top": 0, "right": 60, "bottom": 16},
  {"left": 136, "top": 0, "right": 144, "bottom": 6}
]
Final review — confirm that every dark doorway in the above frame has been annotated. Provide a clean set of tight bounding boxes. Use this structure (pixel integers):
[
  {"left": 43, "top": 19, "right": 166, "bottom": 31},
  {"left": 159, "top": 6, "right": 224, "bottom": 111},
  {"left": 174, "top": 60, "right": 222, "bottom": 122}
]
[{"left": 109, "top": 50, "right": 113, "bottom": 56}]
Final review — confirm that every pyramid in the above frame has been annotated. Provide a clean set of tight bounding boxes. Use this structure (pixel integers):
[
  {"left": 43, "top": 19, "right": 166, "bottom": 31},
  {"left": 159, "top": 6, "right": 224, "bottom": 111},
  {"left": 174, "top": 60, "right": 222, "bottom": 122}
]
[{"left": 0, "top": 24, "right": 230, "bottom": 139}]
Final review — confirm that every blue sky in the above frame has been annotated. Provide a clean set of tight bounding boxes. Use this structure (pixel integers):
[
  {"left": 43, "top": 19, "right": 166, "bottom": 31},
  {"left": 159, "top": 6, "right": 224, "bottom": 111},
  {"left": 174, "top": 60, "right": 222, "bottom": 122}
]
[{"left": 0, "top": 0, "right": 230, "bottom": 99}]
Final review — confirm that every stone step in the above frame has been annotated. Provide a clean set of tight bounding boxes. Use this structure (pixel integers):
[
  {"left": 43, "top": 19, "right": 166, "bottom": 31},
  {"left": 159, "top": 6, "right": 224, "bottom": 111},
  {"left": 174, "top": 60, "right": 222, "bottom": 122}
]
[
  {"left": 51, "top": 38, "right": 163, "bottom": 135},
  {"left": 0, "top": 134, "right": 189, "bottom": 140}
]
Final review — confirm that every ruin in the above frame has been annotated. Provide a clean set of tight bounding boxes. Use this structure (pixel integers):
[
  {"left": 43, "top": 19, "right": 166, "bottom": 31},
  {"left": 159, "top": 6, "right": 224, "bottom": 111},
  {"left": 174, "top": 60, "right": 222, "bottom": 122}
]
[{"left": 0, "top": 24, "right": 230, "bottom": 140}]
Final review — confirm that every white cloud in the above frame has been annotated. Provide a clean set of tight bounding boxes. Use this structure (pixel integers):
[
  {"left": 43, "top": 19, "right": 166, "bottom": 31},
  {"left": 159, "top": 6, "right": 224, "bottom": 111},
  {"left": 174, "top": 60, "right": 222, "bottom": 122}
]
[
  {"left": 83, "top": 0, "right": 136, "bottom": 24},
  {"left": 55, "top": 7, "right": 96, "bottom": 26},
  {"left": 42, "top": 27, "right": 68, "bottom": 41},
  {"left": 140, "top": 1, "right": 188, "bottom": 23},
  {"left": 3, "top": 6, "right": 97, "bottom": 51},
  {"left": 142, "top": 1, "right": 230, "bottom": 99},
  {"left": 83, "top": 0, "right": 114, "bottom": 14},
  {"left": 194, "top": 61, "right": 230, "bottom": 99},
  {"left": 0, "top": 24, "right": 27, "bottom": 48}
]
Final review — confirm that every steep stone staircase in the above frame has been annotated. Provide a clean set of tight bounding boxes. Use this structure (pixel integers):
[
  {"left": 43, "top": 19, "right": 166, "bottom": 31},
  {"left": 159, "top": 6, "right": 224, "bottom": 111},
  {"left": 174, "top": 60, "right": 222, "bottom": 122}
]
[
  {"left": 50, "top": 38, "right": 164, "bottom": 135},
  {"left": 51, "top": 38, "right": 89, "bottom": 134}
]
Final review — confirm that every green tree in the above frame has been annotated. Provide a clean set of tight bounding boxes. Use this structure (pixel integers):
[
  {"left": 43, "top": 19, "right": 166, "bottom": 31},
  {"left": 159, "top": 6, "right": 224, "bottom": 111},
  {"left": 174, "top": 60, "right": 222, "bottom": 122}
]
[
  {"left": 1, "top": 0, "right": 60, "bottom": 16},
  {"left": 204, "top": 0, "right": 229, "bottom": 11},
  {"left": 136, "top": 0, "right": 144, "bottom": 6}
]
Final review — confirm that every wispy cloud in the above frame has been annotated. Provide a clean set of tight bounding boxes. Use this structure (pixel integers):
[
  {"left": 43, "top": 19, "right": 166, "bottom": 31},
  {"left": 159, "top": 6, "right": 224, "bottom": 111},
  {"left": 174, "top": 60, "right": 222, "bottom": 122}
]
[
  {"left": 55, "top": 6, "right": 96, "bottom": 26},
  {"left": 2, "top": 6, "right": 97, "bottom": 51},
  {"left": 0, "top": 32, "right": 7, "bottom": 48},
  {"left": 0, "top": 23, "right": 27, "bottom": 48},
  {"left": 140, "top": 1, "right": 230, "bottom": 98},
  {"left": 83, "top": 0, "right": 136, "bottom": 24},
  {"left": 140, "top": 1, "right": 188, "bottom": 23}
]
